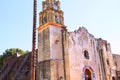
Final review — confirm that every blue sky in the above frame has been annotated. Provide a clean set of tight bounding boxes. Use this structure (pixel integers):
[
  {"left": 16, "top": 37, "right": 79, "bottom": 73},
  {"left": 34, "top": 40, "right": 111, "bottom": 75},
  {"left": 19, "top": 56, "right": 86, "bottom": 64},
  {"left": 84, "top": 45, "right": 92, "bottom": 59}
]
[{"left": 0, "top": 0, "right": 120, "bottom": 55}]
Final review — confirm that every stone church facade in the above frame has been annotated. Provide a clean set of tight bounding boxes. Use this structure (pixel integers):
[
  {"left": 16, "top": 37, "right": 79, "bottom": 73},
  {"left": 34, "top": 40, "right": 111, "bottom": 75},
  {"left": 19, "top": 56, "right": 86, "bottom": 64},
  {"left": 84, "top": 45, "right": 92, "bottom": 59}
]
[{"left": 0, "top": 0, "right": 120, "bottom": 80}]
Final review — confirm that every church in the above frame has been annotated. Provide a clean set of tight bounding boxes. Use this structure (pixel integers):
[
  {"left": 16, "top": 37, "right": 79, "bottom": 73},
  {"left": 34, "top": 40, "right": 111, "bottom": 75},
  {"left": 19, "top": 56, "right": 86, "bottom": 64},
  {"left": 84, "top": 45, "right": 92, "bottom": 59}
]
[{"left": 0, "top": 0, "right": 120, "bottom": 80}]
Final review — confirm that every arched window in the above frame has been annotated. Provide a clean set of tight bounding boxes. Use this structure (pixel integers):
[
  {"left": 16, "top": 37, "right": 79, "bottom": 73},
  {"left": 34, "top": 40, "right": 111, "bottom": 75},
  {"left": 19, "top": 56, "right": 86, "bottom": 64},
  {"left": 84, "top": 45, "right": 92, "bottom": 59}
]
[
  {"left": 43, "top": 16, "right": 47, "bottom": 24},
  {"left": 55, "top": 15, "right": 59, "bottom": 23},
  {"left": 85, "top": 69, "right": 92, "bottom": 80},
  {"left": 112, "top": 77, "right": 115, "bottom": 80},
  {"left": 84, "top": 50, "right": 89, "bottom": 59},
  {"left": 59, "top": 76, "right": 63, "bottom": 80}
]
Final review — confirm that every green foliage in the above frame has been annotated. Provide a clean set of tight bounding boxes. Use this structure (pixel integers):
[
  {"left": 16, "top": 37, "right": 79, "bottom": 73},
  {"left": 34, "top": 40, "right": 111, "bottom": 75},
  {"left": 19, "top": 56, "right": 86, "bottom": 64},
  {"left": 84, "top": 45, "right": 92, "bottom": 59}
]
[
  {"left": 3, "top": 48, "right": 28, "bottom": 58},
  {"left": 0, "top": 55, "right": 3, "bottom": 68},
  {"left": 0, "top": 48, "right": 29, "bottom": 68}
]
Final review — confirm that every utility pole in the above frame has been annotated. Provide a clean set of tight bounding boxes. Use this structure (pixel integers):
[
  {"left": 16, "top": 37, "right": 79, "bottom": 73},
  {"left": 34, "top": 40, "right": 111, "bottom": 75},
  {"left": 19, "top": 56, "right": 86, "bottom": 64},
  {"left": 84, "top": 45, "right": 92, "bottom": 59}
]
[{"left": 31, "top": 0, "right": 37, "bottom": 80}]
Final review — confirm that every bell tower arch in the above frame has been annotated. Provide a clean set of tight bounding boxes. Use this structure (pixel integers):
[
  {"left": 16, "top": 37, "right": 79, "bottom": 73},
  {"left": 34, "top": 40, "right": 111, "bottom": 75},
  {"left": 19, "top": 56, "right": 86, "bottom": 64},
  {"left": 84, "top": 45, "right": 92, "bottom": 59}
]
[{"left": 39, "top": 0, "right": 64, "bottom": 26}]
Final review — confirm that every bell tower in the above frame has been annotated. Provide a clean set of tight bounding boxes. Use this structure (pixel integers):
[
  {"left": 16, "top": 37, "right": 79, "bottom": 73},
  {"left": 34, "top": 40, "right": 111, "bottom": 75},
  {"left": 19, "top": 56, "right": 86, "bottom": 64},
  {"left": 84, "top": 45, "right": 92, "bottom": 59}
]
[
  {"left": 37, "top": 0, "right": 66, "bottom": 80},
  {"left": 39, "top": 0, "right": 64, "bottom": 25}
]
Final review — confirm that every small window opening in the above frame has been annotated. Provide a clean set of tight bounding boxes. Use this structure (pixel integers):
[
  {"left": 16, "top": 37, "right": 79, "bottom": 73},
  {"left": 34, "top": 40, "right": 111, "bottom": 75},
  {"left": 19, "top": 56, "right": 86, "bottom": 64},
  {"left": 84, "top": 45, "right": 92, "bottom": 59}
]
[
  {"left": 107, "top": 59, "right": 110, "bottom": 66},
  {"left": 84, "top": 50, "right": 89, "bottom": 59}
]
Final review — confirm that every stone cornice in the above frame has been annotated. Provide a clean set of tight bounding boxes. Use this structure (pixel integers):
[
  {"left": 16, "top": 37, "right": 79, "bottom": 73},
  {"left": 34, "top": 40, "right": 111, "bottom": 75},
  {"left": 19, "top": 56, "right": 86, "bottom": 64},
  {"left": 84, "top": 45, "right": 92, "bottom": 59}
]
[{"left": 38, "top": 22, "right": 66, "bottom": 32}]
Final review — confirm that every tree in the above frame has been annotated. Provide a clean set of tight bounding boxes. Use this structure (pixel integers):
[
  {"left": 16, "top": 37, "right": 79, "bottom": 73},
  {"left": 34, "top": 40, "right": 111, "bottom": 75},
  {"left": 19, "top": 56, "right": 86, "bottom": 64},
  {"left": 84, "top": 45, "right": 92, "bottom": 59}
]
[
  {"left": 0, "top": 48, "right": 29, "bottom": 69},
  {"left": 3, "top": 48, "right": 28, "bottom": 58}
]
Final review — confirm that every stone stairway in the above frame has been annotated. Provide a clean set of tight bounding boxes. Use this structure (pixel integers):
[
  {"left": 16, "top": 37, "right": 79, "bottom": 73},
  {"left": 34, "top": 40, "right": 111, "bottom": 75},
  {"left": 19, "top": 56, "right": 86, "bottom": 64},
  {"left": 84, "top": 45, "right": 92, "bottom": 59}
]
[
  {"left": 0, "top": 59, "right": 17, "bottom": 80},
  {"left": 0, "top": 63, "right": 7, "bottom": 75},
  {"left": 12, "top": 54, "right": 30, "bottom": 80}
]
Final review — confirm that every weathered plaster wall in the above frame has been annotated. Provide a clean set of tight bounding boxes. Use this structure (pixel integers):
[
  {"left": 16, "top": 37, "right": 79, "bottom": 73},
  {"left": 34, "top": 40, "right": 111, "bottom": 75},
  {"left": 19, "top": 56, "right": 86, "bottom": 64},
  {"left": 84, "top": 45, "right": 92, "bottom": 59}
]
[
  {"left": 113, "top": 54, "right": 120, "bottom": 79},
  {"left": 67, "top": 27, "right": 101, "bottom": 80},
  {"left": 97, "top": 38, "right": 117, "bottom": 80},
  {"left": 50, "top": 26, "right": 65, "bottom": 80},
  {"left": 50, "top": 26, "right": 63, "bottom": 60},
  {"left": 37, "top": 25, "right": 65, "bottom": 80}
]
